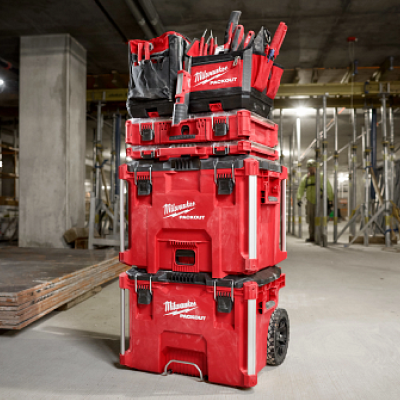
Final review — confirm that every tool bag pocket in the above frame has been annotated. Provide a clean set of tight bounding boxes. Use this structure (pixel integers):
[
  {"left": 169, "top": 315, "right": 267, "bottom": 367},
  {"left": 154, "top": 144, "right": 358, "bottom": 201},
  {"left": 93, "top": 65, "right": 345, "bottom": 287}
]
[
  {"left": 127, "top": 32, "right": 190, "bottom": 118},
  {"left": 266, "top": 63, "right": 284, "bottom": 100}
]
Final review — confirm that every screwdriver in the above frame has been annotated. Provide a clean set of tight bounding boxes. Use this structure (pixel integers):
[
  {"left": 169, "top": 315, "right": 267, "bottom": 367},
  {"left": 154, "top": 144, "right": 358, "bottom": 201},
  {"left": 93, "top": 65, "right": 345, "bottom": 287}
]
[
  {"left": 199, "top": 29, "right": 207, "bottom": 56},
  {"left": 208, "top": 31, "right": 214, "bottom": 56}
]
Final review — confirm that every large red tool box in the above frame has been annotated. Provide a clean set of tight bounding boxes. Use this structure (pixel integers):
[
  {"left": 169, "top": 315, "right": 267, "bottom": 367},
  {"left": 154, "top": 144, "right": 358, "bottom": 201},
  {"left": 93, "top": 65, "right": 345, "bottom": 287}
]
[
  {"left": 119, "top": 155, "right": 287, "bottom": 278},
  {"left": 126, "top": 140, "right": 278, "bottom": 161},
  {"left": 119, "top": 267, "right": 288, "bottom": 388},
  {"left": 125, "top": 109, "right": 278, "bottom": 148}
]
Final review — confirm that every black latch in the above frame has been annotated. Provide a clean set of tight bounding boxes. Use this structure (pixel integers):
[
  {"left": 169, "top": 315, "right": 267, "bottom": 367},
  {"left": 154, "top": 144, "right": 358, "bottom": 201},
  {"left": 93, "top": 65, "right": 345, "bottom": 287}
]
[
  {"left": 137, "top": 287, "right": 152, "bottom": 304},
  {"left": 217, "top": 174, "right": 235, "bottom": 195},
  {"left": 134, "top": 166, "right": 152, "bottom": 196},
  {"left": 214, "top": 161, "right": 236, "bottom": 195},
  {"left": 217, "top": 293, "right": 233, "bottom": 313},
  {"left": 214, "top": 279, "right": 234, "bottom": 313},
  {"left": 137, "top": 178, "right": 152, "bottom": 196},
  {"left": 213, "top": 119, "right": 229, "bottom": 136},
  {"left": 135, "top": 275, "right": 152, "bottom": 304},
  {"left": 140, "top": 126, "right": 154, "bottom": 142}
]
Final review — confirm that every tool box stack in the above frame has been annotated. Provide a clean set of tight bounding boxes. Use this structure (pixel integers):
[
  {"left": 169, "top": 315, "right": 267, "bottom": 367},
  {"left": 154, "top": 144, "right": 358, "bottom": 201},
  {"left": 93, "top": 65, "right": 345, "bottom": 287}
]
[{"left": 118, "top": 11, "right": 289, "bottom": 388}]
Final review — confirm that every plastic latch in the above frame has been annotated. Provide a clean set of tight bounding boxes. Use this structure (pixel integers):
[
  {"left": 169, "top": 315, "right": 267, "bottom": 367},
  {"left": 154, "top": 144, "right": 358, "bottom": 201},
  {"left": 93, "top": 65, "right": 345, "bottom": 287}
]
[
  {"left": 214, "top": 279, "right": 234, "bottom": 313},
  {"left": 217, "top": 175, "right": 235, "bottom": 195},
  {"left": 217, "top": 294, "right": 233, "bottom": 313},
  {"left": 141, "top": 150, "right": 155, "bottom": 159},
  {"left": 213, "top": 146, "right": 230, "bottom": 155},
  {"left": 213, "top": 119, "right": 229, "bottom": 137},
  {"left": 137, "top": 288, "right": 152, "bottom": 304},
  {"left": 140, "top": 127, "right": 154, "bottom": 142},
  {"left": 135, "top": 275, "right": 152, "bottom": 304},
  {"left": 137, "top": 178, "right": 152, "bottom": 196},
  {"left": 209, "top": 102, "right": 223, "bottom": 112}
]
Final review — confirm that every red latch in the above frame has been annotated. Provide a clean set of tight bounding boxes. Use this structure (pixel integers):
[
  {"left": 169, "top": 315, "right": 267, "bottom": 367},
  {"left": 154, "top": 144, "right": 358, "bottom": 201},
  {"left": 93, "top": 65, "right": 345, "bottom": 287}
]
[
  {"left": 209, "top": 103, "right": 224, "bottom": 112},
  {"left": 147, "top": 111, "right": 159, "bottom": 118}
]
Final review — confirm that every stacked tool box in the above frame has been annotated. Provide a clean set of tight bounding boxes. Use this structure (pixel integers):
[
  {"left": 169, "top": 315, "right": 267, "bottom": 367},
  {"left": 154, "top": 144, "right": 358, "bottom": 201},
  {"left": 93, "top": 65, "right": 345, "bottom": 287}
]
[{"left": 119, "top": 11, "right": 289, "bottom": 388}]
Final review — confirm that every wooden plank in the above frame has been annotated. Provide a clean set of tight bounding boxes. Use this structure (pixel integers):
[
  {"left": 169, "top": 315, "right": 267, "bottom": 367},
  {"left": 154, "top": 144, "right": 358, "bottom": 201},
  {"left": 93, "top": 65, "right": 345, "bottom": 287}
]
[
  {"left": 57, "top": 286, "right": 102, "bottom": 311},
  {"left": 0, "top": 248, "right": 128, "bottom": 330}
]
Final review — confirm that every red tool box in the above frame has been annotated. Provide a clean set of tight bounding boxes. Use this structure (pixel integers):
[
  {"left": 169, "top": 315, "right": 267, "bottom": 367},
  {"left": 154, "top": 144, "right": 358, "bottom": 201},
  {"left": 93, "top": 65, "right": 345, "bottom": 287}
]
[
  {"left": 119, "top": 267, "right": 289, "bottom": 388},
  {"left": 119, "top": 155, "right": 287, "bottom": 278},
  {"left": 126, "top": 141, "right": 278, "bottom": 161},
  {"left": 125, "top": 109, "right": 278, "bottom": 148}
]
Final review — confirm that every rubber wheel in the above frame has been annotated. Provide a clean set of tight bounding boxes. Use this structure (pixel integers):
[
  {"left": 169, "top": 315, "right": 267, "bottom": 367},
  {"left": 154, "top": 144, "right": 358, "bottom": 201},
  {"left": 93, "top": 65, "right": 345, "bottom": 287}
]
[{"left": 267, "top": 308, "right": 290, "bottom": 366}]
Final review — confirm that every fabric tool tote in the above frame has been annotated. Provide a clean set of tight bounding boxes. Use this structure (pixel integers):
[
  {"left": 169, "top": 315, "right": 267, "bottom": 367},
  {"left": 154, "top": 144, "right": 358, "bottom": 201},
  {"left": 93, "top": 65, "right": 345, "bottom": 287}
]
[{"left": 119, "top": 10, "right": 290, "bottom": 388}]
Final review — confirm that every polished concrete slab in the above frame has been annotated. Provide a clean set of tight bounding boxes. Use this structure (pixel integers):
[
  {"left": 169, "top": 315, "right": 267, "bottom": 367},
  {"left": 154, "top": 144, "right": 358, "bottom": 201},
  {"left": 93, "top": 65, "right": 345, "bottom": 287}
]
[{"left": 0, "top": 235, "right": 399, "bottom": 399}]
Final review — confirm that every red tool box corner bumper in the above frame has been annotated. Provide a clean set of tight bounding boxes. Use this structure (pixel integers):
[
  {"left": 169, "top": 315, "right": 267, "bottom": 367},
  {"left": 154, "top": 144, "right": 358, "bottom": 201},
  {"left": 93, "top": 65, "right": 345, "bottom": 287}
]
[
  {"left": 119, "top": 267, "right": 286, "bottom": 388},
  {"left": 118, "top": 157, "right": 288, "bottom": 278}
]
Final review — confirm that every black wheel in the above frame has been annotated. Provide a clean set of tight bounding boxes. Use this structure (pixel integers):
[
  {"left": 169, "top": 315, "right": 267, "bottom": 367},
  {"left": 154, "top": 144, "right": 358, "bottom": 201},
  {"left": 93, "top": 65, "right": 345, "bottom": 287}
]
[{"left": 267, "top": 308, "right": 289, "bottom": 366}]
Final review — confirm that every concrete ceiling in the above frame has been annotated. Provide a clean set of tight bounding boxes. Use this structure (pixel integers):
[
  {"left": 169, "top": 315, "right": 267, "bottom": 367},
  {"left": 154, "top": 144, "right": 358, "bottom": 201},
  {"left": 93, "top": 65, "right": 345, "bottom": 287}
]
[{"left": 0, "top": 0, "right": 399, "bottom": 76}]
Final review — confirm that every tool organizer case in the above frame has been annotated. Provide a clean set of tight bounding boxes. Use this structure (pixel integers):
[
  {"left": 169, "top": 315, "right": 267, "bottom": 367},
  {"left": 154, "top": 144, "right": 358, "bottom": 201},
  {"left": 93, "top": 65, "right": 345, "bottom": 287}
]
[
  {"left": 119, "top": 155, "right": 287, "bottom": 278},
  {"left": 187, "top": 49, "right": 281, "bottom": 118},
  {"left": 127, "top": 32, "right": 191, "bottom": 118},
  {"left": 125, "top": 109, "right": 278, "bottom": 147},
  {"left": 126, "top": 140, "right": 278, "bottom": 161},
  {"left": 119, "top": 266, "right": 285, "bottom": 388}
]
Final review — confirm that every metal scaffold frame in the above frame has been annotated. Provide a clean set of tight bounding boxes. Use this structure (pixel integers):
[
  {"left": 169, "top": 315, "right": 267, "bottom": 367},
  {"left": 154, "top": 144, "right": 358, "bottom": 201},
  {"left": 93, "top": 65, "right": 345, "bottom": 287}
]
[{"left": 283, "top": 88, "right": 398, "bottom": 248}]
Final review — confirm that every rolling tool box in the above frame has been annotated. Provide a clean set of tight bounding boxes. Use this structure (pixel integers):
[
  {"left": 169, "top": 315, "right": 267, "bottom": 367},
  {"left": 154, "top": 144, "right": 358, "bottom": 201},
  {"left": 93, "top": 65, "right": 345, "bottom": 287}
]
[
  {"left": 119, "top": 266, "right": 289, "bottom": 388},
  {"left": 126, "top": 140, "right": 278, "bottom": 161},
  {"left": 119, "top": 156, "right": 287, "bottom": 278},
  {"left": 125, "top": 109, "right": 278, "bottom": 148}
]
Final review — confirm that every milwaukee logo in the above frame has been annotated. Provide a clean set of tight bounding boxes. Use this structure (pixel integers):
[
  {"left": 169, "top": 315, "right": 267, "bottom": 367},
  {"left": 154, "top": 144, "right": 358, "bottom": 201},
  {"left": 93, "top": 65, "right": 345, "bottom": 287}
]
[
  {"left": 163, "top": 201, "right": 195, "bottom": 218},
  {"left": 194, "top": 66, "right": 228, "bottom": 87},
  {"left": 164, "top": 300, "right": 197, "bottom": 315},
  {"left": 163, "top": 300, "right": 206, "bottom": 320}
]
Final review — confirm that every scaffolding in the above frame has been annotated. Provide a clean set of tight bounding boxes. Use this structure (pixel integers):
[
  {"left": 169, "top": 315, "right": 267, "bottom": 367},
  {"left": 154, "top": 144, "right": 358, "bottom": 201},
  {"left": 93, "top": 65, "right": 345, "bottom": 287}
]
[{"left": 282, "top": 88, "right": 399, "bottom": 248}]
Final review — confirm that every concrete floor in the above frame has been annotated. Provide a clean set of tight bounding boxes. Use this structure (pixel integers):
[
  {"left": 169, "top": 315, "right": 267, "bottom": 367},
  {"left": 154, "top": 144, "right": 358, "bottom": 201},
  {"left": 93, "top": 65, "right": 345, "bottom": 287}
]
[{"left": 1, "top": 235, "right": 400, "bottom": 399}]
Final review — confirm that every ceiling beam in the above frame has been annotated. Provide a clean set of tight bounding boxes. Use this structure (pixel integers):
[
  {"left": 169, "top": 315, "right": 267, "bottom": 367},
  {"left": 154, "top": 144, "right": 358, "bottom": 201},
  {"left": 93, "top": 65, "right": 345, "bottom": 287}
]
[{"left": 370, "top": 57, "right": 394, "bottom": 82}]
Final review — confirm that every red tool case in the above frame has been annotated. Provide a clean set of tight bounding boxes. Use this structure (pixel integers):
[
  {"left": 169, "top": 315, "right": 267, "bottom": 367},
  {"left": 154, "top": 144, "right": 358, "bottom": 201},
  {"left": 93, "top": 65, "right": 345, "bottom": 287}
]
[
  {"left": 125, "top": 109, "right": 278, "bottom": 148},
  {"left": 119, "top": 266, "right": 286, "bottom": 388},
  {"left": 126, "top": 140, "right": 277, "bottom": 161},
  {"left": 119, "top": 155, "right": 287, "bottom": 278}
]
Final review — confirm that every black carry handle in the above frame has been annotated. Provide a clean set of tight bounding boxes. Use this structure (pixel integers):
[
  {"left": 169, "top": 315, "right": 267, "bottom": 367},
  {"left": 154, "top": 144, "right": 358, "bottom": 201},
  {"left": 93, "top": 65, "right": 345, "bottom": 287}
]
[{"left": 223, "top": 11, "right": 242, "bottom": 46}]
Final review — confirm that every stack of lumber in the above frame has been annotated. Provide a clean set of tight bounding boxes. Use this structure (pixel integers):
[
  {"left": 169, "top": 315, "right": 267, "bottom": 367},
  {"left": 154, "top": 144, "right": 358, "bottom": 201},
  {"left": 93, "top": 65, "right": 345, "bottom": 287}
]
[{"left": 0, "top": 247, "right": 126, "bottom": 330}]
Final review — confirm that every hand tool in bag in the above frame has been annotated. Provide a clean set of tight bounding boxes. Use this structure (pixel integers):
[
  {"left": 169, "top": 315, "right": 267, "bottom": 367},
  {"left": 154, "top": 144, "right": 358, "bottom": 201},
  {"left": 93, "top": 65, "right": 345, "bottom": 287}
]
[
  {"left": 204, "top": 30, "right": 213, "bottom": 57},
  {"left": 223, "top": 10, "right": 242, "bottom": 50},
  {"left": 199, "top": 29, "right": 207, "bottom": 56},
  {"left": 253, "top": 27, "right": 265, "bottom": 53},
  {"left": 267, "top": 22, "right": 287, "bottom": 61},
  {"left": 186, "top": 38, "right": 200, "bottom": 57},
  {"left": 230, "top": 25, "right": 244, "bottom": 52},
  {"left": 137, "top": 43, "right": 143, "bottom": 65},
  {"left": 172, "top": 57, "right": 192, "bottom": 126},
  {"left": 243, "top": 30, "right": 255, "bottom": 49},
  {"left": 213, "top": 37, "right": 218, "bottom": 55},
  {"left": 208, "top": 31, "right": 214, "bottom": 55}
]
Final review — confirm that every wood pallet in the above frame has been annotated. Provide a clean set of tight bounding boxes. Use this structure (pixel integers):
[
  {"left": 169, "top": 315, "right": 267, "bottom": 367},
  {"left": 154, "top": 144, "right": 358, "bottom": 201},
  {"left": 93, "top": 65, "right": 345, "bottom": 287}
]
[{"left": 0, "top": 247, "right": 127, "bottom": 329}]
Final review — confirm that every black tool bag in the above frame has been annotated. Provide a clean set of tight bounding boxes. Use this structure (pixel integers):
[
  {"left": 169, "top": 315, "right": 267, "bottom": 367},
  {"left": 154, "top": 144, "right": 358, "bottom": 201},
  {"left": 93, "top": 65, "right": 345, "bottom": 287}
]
[{"left": 127, "top": 32, "right": 190, "bottom": 118}]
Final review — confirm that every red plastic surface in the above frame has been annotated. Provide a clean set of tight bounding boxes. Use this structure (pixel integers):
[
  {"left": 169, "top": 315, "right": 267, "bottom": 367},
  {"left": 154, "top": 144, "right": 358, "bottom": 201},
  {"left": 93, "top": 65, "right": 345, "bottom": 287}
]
[
  {"left": 126, "top": 140, "right": 278, "bottom": 161},
  {"left": 119, "top": 272, "right": 285, "bottom": 388},
  {"left": 125, "top": 110, "right": 278, "bottom": 147},
  {"left": 119, "top": 161, "right": 288, "bottom": 278}
]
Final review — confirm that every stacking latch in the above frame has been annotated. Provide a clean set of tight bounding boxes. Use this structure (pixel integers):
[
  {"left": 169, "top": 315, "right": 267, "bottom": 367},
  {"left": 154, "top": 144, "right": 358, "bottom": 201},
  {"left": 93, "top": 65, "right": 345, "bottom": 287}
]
[
  {"left": 214, "top": 279, "right": 234, "bottom": 313},
  {"left": 134, "top": 166, "right": 152, "bottom": 196},
  {"left": 213, "top": 117, "right": 229, "bottom": 137},
  {"left": 140, "top": 123, "right": 154, "bottom": 142},
  {"left": 135, "top": 275, "right": 152, "bottom": 304},
  {"left": 214, "top": 161, "right": 235, "bottom": 195}
]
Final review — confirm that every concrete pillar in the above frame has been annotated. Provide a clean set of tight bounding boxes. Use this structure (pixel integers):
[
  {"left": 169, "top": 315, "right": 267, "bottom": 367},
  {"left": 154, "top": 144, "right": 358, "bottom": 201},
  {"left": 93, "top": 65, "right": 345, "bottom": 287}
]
[{"left": 19, "top": 34, "right": 86, "bottom": 247}]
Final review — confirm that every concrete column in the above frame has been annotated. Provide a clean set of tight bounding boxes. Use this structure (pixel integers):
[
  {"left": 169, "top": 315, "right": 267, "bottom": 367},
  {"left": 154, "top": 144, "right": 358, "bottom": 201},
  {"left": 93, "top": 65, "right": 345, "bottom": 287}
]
[{"left": 19, "top": 34, "right": 86, "bottom": 247}]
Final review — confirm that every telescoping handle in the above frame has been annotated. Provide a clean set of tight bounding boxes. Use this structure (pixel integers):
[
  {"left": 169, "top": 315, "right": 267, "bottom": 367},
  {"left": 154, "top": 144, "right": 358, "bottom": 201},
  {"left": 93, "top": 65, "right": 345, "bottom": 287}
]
[{"left": 120, "top": 179, "right": 125, "bottom": 355}]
